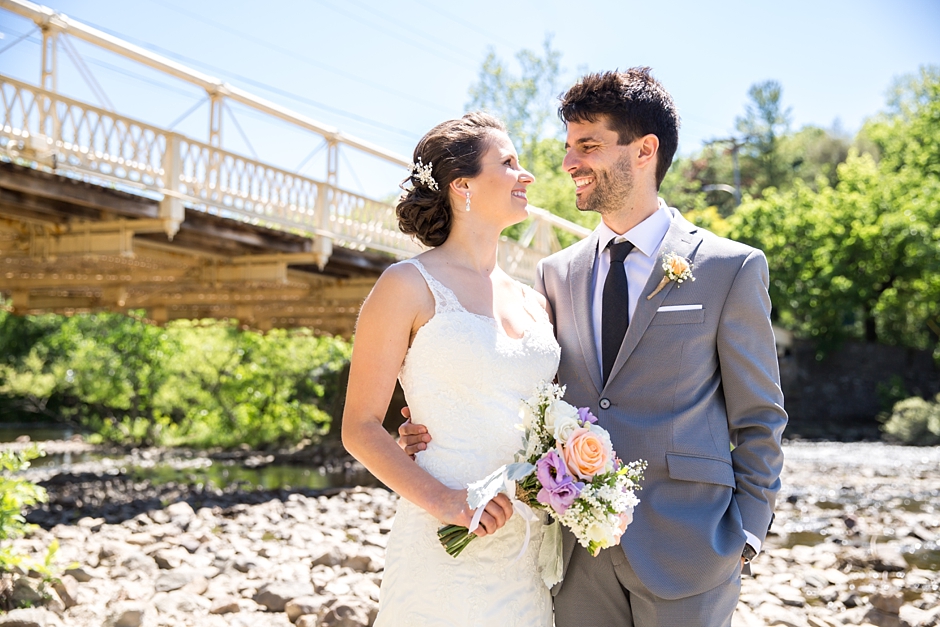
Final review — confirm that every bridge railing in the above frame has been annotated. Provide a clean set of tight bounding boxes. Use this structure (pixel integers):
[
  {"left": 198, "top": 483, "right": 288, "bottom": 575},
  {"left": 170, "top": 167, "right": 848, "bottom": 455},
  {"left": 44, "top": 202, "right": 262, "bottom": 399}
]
[{"left": 0, "top": 75, "right": 590, "bottom": 281}]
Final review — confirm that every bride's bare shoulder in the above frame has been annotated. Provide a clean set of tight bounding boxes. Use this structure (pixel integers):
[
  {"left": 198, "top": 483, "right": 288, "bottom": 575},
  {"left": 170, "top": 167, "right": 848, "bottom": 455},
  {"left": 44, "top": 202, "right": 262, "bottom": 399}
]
[{"left": 358, "top": 260, "right": 435, "bottom": 327}]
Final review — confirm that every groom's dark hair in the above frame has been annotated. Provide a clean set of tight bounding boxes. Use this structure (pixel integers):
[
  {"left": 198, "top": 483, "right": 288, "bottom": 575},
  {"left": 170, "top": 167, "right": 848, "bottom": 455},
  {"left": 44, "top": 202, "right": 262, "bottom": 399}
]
[{"left": 559, "top": 68, "right": 679, "bottom": 189}]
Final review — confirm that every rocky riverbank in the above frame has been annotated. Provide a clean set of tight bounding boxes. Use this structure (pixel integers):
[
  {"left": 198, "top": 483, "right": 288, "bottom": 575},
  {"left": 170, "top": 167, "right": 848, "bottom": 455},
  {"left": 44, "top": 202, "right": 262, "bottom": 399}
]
[{"left": 1, "top": 441, "right": 938, "bottom": 627}]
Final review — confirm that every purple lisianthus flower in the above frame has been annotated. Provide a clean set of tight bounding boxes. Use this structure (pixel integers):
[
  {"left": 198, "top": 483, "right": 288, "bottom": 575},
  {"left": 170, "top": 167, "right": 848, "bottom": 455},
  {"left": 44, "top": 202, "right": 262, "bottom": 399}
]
[
  {"left": 577, "top": 406, "right": 598, "bottom": 425},
  {"left": 535, "top": 450, "right": 584, "bottom": 515}
]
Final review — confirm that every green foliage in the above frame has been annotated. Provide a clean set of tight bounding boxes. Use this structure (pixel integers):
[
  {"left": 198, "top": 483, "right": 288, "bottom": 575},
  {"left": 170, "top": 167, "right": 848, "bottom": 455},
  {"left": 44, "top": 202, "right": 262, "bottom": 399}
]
[
  {"left": 735, "top": 80, "right": 793, "bottom": 195},
  {"left": 724, "top": 67, "right": 940, "bottom": 356},
  {"left": 881, "top": 393, "right": 940, "bottom": 446},
  {"left": 467, "top": 35, "right": 563, "bottom": 168},
  {"left": 0, "top": 446, "right": 47, "bottom": 571},
  {"left": 466, "top": 37, "right": 599, "bottom": 245},
  {"left": 0, "top": 308, "right": 352, "bottom": 449}
]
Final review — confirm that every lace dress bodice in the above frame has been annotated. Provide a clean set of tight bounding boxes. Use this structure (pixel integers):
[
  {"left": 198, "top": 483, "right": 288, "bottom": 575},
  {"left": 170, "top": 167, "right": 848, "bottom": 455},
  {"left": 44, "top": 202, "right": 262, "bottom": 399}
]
[
  {"left": 374, "top": 257, "right": 560, "bottom": 627},
  {"left": 399, "top": 258, "right": 561, "bottom": 489}
]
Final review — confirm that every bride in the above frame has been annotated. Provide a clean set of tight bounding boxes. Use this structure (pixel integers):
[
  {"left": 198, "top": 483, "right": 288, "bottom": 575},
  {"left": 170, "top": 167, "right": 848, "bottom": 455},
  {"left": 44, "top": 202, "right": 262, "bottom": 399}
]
[{"left": 342, "top": 112, "right": 560, "bottom": 626}]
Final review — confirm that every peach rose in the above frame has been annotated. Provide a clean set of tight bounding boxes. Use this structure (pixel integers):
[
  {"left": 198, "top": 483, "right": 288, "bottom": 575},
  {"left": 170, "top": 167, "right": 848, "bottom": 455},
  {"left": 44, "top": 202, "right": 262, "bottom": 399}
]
[
  {"left": 562, "top": 427, "right": 610, "bottom": 480},
  {"left": 668, "top": 255, "right": 690, "bottom": 276}
]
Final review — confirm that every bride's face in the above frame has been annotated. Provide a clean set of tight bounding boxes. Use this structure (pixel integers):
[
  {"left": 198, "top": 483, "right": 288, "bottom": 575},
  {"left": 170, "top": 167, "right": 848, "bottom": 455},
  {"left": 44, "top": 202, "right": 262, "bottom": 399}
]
[{"left": 465, "top": 131, "right": 535, "bottom": 226}]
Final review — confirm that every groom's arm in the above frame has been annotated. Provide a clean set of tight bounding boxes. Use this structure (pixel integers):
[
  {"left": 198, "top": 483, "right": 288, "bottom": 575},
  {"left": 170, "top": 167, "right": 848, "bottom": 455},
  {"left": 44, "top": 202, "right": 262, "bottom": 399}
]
[{"left": 717, "top": 249, "right": 788, "bottom": 550}]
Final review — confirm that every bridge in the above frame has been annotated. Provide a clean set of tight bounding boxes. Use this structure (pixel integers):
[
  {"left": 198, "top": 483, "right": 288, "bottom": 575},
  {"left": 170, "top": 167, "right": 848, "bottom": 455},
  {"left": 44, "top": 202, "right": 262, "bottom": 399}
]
[{"left": 0, "top": 0, "right": 589, "bottom": 336}]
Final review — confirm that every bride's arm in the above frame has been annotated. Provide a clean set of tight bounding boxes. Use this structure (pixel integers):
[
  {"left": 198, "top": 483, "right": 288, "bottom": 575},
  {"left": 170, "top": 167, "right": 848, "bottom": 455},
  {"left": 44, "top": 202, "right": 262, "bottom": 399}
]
[{"left": 342, "top": 264, "right": 512, "bottom": 537}]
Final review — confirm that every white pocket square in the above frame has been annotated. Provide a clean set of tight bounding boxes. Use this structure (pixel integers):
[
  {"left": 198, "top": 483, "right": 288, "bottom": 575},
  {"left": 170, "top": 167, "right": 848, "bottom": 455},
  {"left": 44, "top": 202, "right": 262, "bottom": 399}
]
[{"left": 657, "top": 304, "right": 703, "bottom": 312}]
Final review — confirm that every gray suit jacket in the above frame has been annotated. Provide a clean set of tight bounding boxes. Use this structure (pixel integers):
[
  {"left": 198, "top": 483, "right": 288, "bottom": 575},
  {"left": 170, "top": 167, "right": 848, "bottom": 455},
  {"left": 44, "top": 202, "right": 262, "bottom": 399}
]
[{"left": 536, "top": 207, "right": 787, "bottom": 600}]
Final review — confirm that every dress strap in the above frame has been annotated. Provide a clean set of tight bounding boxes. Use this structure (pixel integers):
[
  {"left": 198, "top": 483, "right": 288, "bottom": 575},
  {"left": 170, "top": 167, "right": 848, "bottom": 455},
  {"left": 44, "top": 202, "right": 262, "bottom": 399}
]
[
  {"left": 399, "top": 258, "right": 464, "bottom": 314},
  {"left": 520, "top": 283, "right": 551, "bottom": 324}
]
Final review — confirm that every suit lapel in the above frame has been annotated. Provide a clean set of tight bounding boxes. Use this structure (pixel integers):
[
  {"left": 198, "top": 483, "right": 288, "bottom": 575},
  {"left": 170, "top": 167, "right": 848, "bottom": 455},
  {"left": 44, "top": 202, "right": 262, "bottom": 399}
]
[
  {"left": 568, "top": 232, "right": 603, "bottom": 394},
  {"left": 604, "top": 215, "right": 702, "bottom": 387}
]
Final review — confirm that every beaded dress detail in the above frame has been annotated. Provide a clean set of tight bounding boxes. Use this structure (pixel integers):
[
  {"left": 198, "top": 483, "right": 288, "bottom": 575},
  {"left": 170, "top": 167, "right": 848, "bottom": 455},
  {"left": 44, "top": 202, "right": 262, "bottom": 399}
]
[{"left": 374, "top": 258, "right": 560, "bottom": 627}]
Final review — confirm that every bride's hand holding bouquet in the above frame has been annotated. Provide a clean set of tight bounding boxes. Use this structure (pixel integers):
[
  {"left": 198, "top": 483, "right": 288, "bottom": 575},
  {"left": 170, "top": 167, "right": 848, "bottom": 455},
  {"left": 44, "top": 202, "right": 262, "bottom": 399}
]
[{"left": 438, "top": 381, "right": 646, "bottom": 585}]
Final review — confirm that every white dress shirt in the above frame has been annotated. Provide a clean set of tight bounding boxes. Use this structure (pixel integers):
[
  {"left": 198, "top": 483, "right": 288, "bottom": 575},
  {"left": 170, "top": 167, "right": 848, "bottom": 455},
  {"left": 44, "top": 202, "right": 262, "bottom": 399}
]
[
  {"left": 591, "top": 201, "right": 671, "bottom": 375},
  {"left": 589, "top": 199, "right": 762, "bottom": 556}
]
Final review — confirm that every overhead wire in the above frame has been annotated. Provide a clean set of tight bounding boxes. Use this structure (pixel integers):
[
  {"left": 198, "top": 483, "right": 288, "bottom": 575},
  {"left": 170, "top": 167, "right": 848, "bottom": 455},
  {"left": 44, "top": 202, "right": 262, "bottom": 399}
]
[
  {"left": 2, "top": 22, "right": 422, "bottom": 143},
  {"left": 314, "top": 0, "right": 477, "bottom": 70},
  {"left": 75, "top": 14, "right": 425, "bottom": 141},
  {"left": 408, "top": 0, "right": 521, "bottom": 51},
  {"left": 138, "top": 0, "right": 454, "bottom": 115},
  {"left": 0, "top": 25, "right": 39, "bottom": 56}
]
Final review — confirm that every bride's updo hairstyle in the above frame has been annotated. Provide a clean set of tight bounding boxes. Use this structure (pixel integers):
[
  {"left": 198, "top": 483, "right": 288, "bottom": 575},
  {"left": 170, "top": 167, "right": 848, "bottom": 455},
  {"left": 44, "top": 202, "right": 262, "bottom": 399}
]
[{"left": 397, "top": 112, "right": 506, "bottom": 247}]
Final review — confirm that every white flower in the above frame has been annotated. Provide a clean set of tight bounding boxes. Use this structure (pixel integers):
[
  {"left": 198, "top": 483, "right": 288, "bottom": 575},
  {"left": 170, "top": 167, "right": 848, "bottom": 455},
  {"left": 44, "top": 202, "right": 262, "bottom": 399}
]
[
  {"left": 519, "top": 403, "right": 537, "bottom": 430},
  {"left": 585, "top": 520, "right": 619, "bottom": 551},
  {"left": 553, "top": 415, "right": 581, "bottom": 445},
  {"left": 544, "top": 400, "right": 579, "bottom": 433}
]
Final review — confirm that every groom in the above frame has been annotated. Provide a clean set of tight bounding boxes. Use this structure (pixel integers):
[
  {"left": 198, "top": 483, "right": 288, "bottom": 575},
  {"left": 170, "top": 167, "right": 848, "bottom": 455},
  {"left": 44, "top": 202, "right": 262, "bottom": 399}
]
[{"left": 402, "top": 68, "right": 787, "bottom": 626}]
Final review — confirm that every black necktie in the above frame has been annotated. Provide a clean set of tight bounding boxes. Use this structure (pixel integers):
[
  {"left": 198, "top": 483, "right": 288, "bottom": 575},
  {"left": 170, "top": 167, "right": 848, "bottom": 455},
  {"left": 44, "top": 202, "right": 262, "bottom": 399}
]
[{"left": 602, "top": 239, "right": 635, "bottom": 385}]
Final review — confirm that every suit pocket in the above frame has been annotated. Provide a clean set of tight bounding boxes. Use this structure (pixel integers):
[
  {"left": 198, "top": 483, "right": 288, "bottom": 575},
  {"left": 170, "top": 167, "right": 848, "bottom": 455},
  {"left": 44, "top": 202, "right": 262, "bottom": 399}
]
[
  {"left": 649, "top": 309, "right": 705, "bottom": 326},
  {"left": 666, "top": 453, "right": 735, "bottom": 488}
]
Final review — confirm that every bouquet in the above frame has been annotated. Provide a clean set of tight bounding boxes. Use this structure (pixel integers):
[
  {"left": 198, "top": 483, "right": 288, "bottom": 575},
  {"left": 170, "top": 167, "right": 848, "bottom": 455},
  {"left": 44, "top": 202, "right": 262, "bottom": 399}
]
[{"left": 438, "top": 381, "right": 645, "bottom": 583}]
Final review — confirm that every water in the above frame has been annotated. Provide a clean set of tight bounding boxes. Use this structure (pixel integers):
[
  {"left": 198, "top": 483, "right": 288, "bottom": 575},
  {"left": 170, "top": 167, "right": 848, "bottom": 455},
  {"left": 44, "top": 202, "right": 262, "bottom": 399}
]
[
  {"left": 0, "top": 424, "right": 77, "bottom": 443},
  {"left": 124, "top": 459, "right": 378, "bottom": 492}
]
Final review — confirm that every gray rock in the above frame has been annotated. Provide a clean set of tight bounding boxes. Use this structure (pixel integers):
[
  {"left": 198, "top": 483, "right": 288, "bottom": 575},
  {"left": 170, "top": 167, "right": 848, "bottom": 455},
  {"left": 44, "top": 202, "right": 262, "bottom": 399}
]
[
  {"left": 97, "top": 541, "right": 126, "bottom": 560},
  {"left": 166, "top": 501, "right": 196, "bottom": 529},
  {"left": 10, "top": 577, "right": 44, "bottom": 607},
  {"left": 0, "top": 607, "right": 64, "bottom": 627},
  {"left": 871, "top": 545, "right": 909, "bottom": 573},
  {"left": 105, "top": 604, "right": 145, "bottom": 627},
  {"left": 285, "top": 596, "right": 329, "bottom": 622},
  {"left": 152, "top": 548, "right": 183, "bottom": 569},
  {"left": 864, "top": 608, "right": 903, "bottom": 627},
  {"left": 754, "top": 603, "right": 810, "bottom": 627},
  {"left": 153, "top": 590, "right": 207, "bottom": 615},
  {"left": 253, "top": 581, "right": 316, "bottom": 612},
  {"left": 63, "top": 566, "right": 94, "bottom": 582},
  {"left": 117, "top": 551, "right": 157, "bottom": 575},
  {"left": 155, "top": 569, "right": 195, "bottom": 593},
  {"left": 320, "top": 596, "right": 372, "bottom": 627},
  {"left": 870, "top": 589, "right": 904, "bottom": 614},
  {"left": 52, "top": 575, "right": 78, "bottom": 609},
  {"left": 209, "top": 595, "right": 241, "bottom": 615},
  {"left": 769, "top": 583, "right": 805, "bottom": 608},
  {"left": 311, "top": 545, "right": 344, "bottom": 567}
]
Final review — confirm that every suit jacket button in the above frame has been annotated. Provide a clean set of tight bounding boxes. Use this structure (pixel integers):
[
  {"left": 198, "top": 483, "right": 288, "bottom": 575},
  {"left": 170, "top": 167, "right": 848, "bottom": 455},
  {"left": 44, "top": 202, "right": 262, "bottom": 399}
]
[{"left": 599, "top": 398, "right": 611, "bottom": 410}]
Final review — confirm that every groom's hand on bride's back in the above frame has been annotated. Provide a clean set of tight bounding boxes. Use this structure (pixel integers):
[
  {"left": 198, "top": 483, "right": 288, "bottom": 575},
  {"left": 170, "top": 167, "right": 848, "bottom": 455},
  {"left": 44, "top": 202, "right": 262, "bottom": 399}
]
[{"left": 397, "top": 407, "right": 431, "bottom": 459}]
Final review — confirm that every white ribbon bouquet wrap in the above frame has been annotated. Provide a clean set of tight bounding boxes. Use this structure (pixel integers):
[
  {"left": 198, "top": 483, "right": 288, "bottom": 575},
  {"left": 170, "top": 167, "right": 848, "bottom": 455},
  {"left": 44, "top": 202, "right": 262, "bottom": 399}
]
[{"left": 437, "top": 382, "right": 646, "bottom": 589}]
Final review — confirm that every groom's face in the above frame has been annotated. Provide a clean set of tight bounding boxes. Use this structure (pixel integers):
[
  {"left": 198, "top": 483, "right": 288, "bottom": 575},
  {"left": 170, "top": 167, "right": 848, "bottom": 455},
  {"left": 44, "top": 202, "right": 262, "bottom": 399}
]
[{"left": 563, "top": 116, "right": 637, "bottom": 216}]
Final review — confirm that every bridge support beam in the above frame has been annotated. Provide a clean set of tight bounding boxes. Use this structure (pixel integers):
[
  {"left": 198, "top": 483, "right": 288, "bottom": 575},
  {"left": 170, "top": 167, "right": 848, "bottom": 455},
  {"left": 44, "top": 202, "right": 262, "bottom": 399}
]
[{"left": 159, "top": 134, "right": 185, "bottom": 239}]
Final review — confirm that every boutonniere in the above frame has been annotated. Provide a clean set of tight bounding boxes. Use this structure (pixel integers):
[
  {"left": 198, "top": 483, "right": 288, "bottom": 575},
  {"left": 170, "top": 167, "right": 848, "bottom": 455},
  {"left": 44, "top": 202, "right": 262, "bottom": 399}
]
[{"left": 647, "top": 252, "right": 695, "bottom": 300}]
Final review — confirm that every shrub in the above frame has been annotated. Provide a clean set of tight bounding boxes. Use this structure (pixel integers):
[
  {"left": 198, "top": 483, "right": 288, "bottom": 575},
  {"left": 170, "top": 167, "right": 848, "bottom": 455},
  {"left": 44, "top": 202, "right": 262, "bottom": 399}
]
[
  {"left": 0, "top": 446, "right": 47, "bottom": 572},
  {"left": 881, "top": 394, "right": 940, "bottom": 445}
]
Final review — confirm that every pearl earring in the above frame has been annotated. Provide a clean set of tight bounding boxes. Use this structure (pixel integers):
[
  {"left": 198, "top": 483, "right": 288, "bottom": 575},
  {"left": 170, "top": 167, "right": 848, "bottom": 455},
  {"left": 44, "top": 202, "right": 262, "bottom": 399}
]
[{"left": 465, "top": 192, "right": 471, "bottom": 212}]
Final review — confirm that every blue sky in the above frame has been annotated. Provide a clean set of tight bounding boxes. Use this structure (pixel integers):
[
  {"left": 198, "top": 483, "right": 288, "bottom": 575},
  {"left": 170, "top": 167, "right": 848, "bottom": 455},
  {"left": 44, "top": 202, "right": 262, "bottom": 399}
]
[{"left": 1, "top": 0, "right": 938, "bottom": 198}]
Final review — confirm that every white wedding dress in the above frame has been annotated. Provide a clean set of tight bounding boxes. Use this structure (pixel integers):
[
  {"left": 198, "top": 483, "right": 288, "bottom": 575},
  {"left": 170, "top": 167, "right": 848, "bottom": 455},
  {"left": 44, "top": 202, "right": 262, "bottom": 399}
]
[{"left": 375, "top": 258, "right": 560, "bottom": 627}]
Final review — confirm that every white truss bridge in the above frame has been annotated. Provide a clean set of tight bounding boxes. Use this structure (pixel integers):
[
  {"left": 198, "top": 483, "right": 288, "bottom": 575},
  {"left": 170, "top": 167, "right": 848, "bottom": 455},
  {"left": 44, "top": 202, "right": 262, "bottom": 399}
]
[{"left": 0, "top": 0, "right": 588, "bottom": 335}]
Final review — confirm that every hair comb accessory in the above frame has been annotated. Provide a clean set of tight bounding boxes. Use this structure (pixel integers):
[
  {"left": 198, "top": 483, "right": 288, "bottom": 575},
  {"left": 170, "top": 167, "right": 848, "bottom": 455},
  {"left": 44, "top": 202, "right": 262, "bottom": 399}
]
[{"left": 408, "top": 157, "right": 439, "bottom": 191}]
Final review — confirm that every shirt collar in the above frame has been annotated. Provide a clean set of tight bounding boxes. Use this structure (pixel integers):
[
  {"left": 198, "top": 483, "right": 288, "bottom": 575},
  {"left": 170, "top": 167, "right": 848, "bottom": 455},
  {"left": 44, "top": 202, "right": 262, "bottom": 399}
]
[{"left": 595, "top": 198, "right": 672, "bottom": 259}]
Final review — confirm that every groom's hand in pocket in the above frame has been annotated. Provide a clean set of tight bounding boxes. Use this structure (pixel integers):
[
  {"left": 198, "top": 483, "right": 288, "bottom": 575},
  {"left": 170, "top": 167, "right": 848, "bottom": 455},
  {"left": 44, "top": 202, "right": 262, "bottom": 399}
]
[{"left": 398, "top": 407, "right": 431, "bottom": 459}]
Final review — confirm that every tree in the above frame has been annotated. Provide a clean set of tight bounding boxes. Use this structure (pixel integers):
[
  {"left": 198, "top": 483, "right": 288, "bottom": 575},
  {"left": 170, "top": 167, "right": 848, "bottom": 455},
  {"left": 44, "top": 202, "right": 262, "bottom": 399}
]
[
  {"left": 727, "top": 66, "right": 940, "bottom": 356},
  {"left": 467, "top": 36, "right": 563, "bottom": 167},
  {"left": 466, "top": 38, "right": 599, "bottom": 243},
  {"left": 735, "top": 80, "right": 793, "bottom": 194}
]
